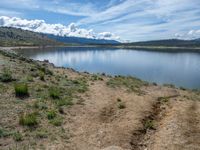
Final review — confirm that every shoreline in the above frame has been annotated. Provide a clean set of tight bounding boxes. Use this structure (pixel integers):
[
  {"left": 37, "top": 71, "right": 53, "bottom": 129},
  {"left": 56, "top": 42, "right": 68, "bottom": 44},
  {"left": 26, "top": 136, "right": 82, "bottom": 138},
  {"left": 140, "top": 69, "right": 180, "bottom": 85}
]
[
  {"left": 1, "top": 47, "right": 199, "bottom": 90},
  {"left": 1, "top": 45, "right": 200, "bottom": 52}
]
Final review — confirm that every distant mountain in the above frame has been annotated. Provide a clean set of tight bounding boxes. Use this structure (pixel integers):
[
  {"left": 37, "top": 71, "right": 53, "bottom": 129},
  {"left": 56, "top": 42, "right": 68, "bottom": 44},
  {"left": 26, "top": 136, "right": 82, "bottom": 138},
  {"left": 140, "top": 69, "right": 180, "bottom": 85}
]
[
  {"left": 0, "top": 27, "right": 61, "bottom": 46},
  {"left": 126, "top": 39, "right": 200, "bottom": 47},
  {"left": 46, "top": 34, "right": 120, "bottom": 45},
  {"left": 0, "top": 27, "right": 120, "bottom": 46},
  {"left": 1, "top": 27, "right": 199, "bottom": 47},
  {"left": 194, "top": 38, "right": 200, "bottom": 42}
]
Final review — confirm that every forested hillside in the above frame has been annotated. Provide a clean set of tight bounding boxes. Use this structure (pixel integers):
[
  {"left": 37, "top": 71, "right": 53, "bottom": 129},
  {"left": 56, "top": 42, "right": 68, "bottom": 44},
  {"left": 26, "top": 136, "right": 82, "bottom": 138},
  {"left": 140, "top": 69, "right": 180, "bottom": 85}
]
[{"left": 0, "top": 27, "right": 61, "bottom": 46}]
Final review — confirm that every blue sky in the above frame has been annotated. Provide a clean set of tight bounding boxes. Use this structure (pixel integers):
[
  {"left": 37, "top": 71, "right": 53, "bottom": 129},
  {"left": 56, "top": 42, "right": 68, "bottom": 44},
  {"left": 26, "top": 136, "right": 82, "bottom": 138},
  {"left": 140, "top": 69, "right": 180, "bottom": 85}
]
[{"left": 0, "top": 0, "right": 200, "bottom": 41}]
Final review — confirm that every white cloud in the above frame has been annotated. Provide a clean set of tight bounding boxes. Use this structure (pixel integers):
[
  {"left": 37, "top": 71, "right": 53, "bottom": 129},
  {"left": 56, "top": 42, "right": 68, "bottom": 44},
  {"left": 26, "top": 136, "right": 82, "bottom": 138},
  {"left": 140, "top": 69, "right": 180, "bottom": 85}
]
[
  {"left": 84, "top": 0, "right": 200, "bottom": 41},
  {"left": 77, "top": 0, "right": 142, "bottom": 25},
  {"left": 175, "top": 30, "right": 200, "bottom": 40},
  {"left": 99, "top": 32, "right": 120, "bottom": 40},
  {"left": 0, "top": 16, "right": 120, "bottom": 41},
  {"left": 0, "top": 0, "right": 200, "bottom": 41}
]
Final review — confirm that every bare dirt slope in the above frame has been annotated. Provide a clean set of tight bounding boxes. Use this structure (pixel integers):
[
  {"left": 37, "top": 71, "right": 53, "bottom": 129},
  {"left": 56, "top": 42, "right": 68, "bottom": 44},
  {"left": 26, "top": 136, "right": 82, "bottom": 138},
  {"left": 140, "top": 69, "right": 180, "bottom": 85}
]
[
  {"left": 0, "top": 49, "right": 200, "bottom": 150},
  {"left": 147, "top": 99, "right": 200, "bottom": 150}
]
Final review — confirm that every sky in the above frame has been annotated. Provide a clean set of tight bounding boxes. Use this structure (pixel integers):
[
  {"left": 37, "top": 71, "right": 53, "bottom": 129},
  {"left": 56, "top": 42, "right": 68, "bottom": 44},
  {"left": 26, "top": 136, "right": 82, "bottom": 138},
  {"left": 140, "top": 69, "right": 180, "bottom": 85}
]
[{"left": 0, "top": 0, "right": 200, "bottom": 42}]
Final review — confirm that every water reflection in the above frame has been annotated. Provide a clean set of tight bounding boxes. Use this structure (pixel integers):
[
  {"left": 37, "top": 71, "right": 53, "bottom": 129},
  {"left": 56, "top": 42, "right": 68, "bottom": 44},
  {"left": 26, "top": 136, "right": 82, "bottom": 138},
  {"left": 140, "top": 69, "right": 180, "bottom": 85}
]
[{"left": 16, "top": 47, "right": 200, "bottom": 89}]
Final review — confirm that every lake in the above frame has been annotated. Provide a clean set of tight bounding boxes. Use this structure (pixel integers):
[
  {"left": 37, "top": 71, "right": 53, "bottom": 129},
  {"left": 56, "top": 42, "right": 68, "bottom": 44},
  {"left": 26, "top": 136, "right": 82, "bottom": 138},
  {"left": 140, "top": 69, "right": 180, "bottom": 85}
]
[{"left": 16, "top": 47, "right": 200, "bottom": 89}]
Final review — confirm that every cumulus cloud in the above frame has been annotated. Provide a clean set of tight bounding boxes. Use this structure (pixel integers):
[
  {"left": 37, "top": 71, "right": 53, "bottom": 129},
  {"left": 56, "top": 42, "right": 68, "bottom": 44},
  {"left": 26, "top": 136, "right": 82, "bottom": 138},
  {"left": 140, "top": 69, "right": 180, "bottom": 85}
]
[
  {"left": 175, "top": 30, "right": 200, "bottom": 40},
  {"left": 98, "top": 32, "right": 120, "bottom": 40},
  {"left": 0, "top": 16, "right": 120, "bottom": 41}
]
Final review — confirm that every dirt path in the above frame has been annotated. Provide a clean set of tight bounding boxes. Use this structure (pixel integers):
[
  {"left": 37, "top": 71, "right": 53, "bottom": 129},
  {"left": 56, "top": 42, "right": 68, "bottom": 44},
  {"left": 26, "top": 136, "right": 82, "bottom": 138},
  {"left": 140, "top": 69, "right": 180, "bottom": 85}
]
[
  {"left": 146, "top": 97, "right": 200, "bottom": 150},
  {"left": 64, "top": 83, "right": 200, "bottom": 150},
  {"left": 62, "top": 81, "right": 186, "bottom": 150},
  {"left": 63, "top": 81, "right": 154, "bottom": 150}
]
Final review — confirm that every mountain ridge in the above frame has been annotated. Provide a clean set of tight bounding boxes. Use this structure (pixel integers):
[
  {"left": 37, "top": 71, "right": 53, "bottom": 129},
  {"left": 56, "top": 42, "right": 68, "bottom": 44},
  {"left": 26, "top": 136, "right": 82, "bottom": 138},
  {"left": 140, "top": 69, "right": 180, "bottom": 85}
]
[
  {"left": 0, "top": 27, "right": 120, "bottom": 46},
  {"left": 46, "top": 34, "right": 120, "bottom": 45},
  {"left": 0, "top": 27, "right": 200, "bottom": 47},
  {"left": 0, "top": 27, "right": 61, "bottom": 46},
  {"left": 125, "top": 39, "right": 200, "bottom": 47}
]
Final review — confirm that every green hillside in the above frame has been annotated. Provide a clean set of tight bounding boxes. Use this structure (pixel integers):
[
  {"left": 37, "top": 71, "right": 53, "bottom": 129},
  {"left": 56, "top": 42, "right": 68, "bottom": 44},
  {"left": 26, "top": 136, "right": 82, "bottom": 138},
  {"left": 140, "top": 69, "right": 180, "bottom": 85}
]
[
  {"left": 0, "top": 27, "right": 62, "bottom": 46},
  {"left": 127, "top": 39, "right": 200, "bottom": 47}
]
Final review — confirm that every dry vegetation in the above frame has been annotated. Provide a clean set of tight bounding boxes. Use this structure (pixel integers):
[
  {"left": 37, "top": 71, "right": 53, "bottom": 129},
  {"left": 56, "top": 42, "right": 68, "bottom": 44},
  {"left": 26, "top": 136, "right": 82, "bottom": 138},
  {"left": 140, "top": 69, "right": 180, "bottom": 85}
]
[{"left": 0, "top": 49, "right": 200, "bottom": 150}]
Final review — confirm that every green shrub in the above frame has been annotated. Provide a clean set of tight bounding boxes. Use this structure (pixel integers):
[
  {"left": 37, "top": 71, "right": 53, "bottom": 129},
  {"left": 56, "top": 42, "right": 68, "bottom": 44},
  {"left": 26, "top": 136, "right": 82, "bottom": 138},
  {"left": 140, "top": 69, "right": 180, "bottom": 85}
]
[
  {"left": 0, "top": 68, "right": 12, "bottom": 82},
  {"left": 47, "top": 110, "right": 57, "bottom": 120},
  {"left": 19, "top": 113, "right": 38, "bottom": 127},
  {"left": 49, "top": 87, "right": 60, "bottom": 99},
  {"left": 14, "top": 83, "right": 29, "bottom": 98},
  {"left": 13, "top": 132, "right": 23, "bottom": 141}
]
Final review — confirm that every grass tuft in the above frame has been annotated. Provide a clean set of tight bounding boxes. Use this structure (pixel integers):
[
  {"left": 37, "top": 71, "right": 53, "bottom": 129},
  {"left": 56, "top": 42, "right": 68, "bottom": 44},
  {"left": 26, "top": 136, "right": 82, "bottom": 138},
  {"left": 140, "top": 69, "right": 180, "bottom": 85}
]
[
  {"left": 14, "top": 83, "right": 29, "bottom": 98},
  {"left": 107, "top": 76, "right": 147, "bottom": 94},
  {"left": 49, "top": 87, "right": 60, "bottom": 99},
  {"left": 19, "top": 113, "right": 38, "bottom": 127},
  {"left": 50, "top": 117, "right": 63, "bottom": 126},
  {"left": 0, "top": 128, "right": 12, "bottom": 138},
  {"left": 0, "top": 68, "right": 13, "bottom": 82},
  {"left": 47, "top": 110, "right": 57, "bottom": 120},
  {"left": 13, "top": 132, "right": 23, "bottom": 141}
]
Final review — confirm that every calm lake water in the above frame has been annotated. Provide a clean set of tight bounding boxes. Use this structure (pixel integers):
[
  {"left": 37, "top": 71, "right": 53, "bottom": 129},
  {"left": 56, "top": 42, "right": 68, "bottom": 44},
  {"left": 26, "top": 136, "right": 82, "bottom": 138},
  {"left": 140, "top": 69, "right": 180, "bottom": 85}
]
[{"left": 16, "top": 47, "right": 200, "bottom": 89}]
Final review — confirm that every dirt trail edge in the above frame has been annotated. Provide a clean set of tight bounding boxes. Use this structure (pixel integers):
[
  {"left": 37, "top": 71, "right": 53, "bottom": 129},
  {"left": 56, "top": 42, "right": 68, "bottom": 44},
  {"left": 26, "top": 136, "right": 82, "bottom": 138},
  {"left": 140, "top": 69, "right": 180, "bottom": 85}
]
[{"left": 130, "top": 94, "right": 179, "bottom": 150}]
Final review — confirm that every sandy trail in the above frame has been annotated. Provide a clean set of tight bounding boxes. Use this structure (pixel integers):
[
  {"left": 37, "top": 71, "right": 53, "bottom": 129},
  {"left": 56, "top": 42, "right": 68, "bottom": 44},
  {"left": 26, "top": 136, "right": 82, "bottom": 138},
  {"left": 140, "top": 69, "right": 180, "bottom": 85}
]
[
  {"left": 65, "top": 81, "right": 153, "bottom": 150},
  {"left": 63, "top": 81, "right": 183, "bottom": 150},
  {"left": 146, "top": 98, "right": 200, "bottom": 150}
]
